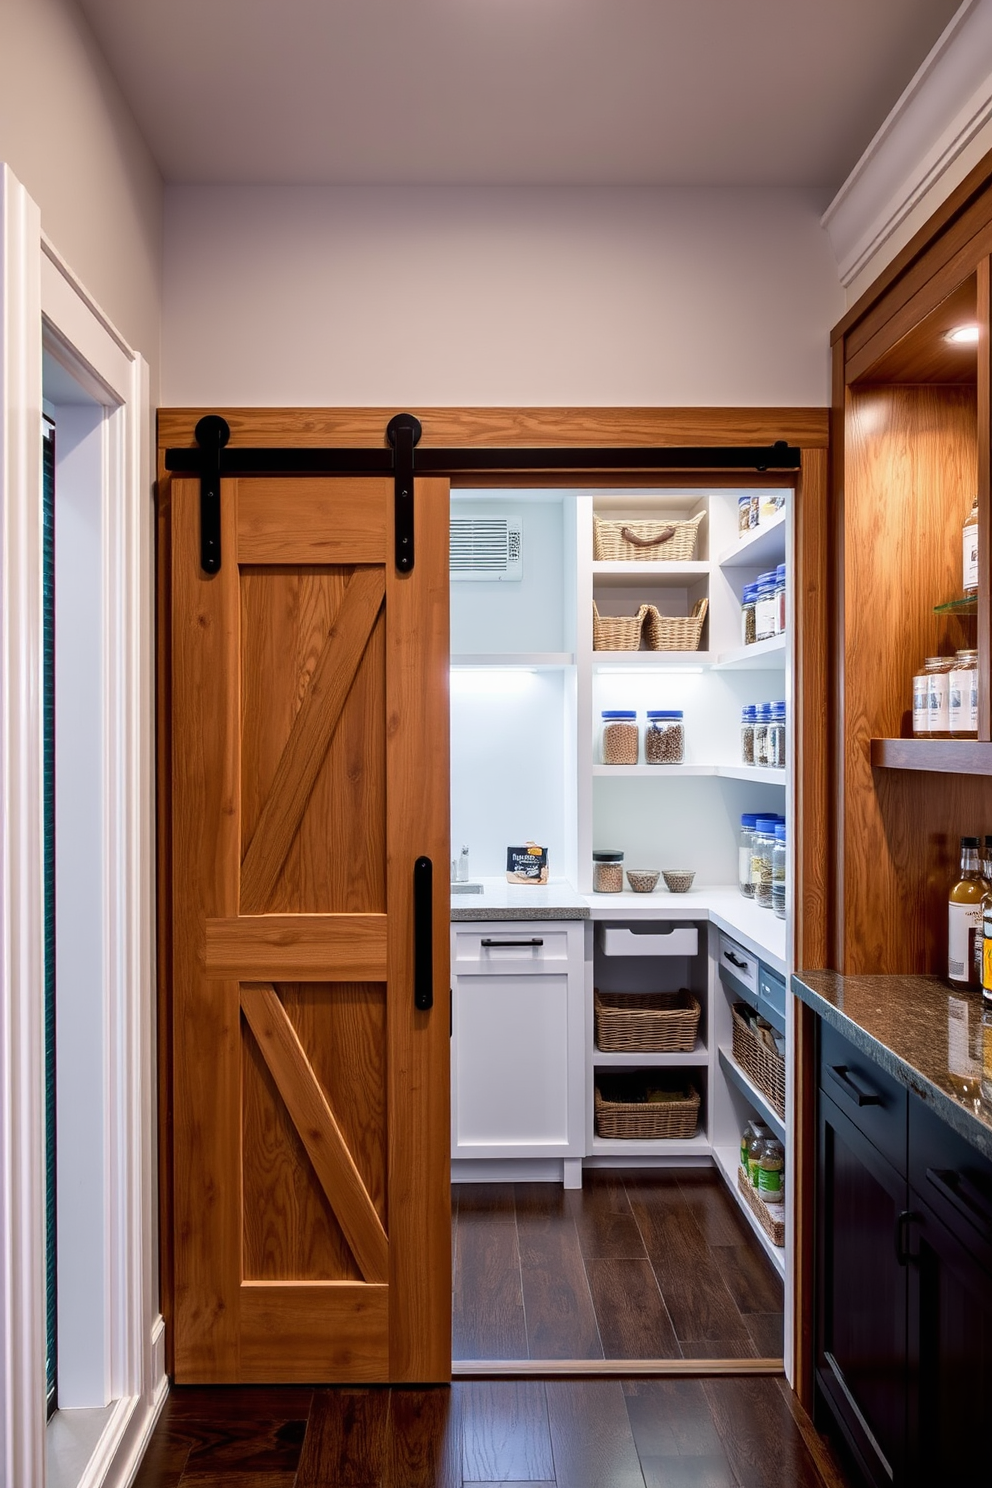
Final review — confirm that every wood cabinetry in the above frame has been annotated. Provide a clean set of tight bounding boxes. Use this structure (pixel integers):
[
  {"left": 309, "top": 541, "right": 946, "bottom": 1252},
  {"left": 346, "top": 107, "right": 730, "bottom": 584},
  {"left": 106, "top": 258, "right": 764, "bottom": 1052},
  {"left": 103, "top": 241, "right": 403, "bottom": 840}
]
[{"left": 814, "top": 1015, "right": 992, "bottom": 1488}]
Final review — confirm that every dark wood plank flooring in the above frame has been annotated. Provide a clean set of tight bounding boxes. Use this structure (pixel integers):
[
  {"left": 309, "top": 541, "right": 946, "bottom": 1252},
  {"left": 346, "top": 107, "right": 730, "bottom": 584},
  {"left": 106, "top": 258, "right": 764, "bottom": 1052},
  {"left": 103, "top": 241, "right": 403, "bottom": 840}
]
[
  {"left": 132, "top": 1378, "right": 850, "bottom": 1488},
  {"left": 453, "top": 1170, "right": 783, "bottom": 1361}
]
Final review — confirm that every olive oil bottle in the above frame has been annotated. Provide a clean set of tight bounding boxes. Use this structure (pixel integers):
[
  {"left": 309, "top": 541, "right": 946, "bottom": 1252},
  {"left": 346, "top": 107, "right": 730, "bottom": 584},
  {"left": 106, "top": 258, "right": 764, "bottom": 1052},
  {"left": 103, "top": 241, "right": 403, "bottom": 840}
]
[{"left": 948, "top": 836, "right": 988, "bottom": 988}]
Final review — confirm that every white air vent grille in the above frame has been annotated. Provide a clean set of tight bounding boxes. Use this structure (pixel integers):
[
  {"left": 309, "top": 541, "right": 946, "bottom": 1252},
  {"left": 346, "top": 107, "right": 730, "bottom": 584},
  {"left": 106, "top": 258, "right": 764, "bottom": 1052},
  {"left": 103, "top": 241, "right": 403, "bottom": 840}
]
[{"left": 450, "top": 516, "right": 522, "bottom": 580}]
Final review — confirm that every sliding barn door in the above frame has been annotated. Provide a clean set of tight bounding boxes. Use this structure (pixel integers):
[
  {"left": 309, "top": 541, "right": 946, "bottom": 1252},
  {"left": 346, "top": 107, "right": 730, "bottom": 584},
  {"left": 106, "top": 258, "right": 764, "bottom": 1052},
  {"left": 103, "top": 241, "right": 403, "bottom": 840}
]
[{"left": 170, "top": 474, "right": 450, "bottom": 1383}]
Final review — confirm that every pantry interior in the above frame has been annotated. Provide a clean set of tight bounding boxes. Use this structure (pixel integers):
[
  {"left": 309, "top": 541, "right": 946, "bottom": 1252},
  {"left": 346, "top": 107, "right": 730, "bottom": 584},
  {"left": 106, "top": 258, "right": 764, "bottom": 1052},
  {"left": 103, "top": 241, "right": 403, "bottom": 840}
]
[{"left": 448, "top": 478, "right": 801, "bottom": 1366}]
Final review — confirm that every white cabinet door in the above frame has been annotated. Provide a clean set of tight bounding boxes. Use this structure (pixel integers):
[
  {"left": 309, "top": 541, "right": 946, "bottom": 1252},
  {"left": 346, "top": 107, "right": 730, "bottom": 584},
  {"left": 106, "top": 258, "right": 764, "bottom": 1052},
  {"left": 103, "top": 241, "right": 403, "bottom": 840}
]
[{"left": 451, "top": 920, "right": 585, "bottom": 1161}]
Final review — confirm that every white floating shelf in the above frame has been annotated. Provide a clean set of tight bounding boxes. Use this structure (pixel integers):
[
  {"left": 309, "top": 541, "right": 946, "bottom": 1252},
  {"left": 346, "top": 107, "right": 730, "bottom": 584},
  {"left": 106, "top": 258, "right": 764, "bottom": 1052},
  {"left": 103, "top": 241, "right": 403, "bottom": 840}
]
[
  {"left": 592, "top": 764, "right": 718, "bottom": 778},
  {"left": 592, "top": 561, "right": 709, "bottom": 589},
  {"left": 717, "top": 510, "right": 787, "bottom": 569},
  {"left": 450, "top": 653, "right": 575, "bottom": 667},
  {"left": 592, "top": 1047, "right": 708, "bottom": 1067},
  {"left": 714, "top": 633, "right": 786, "bottom": 670},
  {"left": 717, "top": 1047, "right": 787, "bottom": 1143},
  {"left": 590, "top": 1133, "right": 712, "bottom": 1158},
  {"left": 717, "top": 765, "right": 787, "bottom": 785},
  {"left": 592, "top": 651, "right": 713, "bottom": 670}
]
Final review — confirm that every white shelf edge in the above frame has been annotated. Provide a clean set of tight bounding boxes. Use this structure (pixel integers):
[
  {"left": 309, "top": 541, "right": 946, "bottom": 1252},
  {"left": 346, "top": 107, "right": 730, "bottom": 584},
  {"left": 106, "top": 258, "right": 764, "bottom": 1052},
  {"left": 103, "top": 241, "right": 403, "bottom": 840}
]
[
  {"left": 592, "top": 651, "right": 713, "bottom": 669},
  {"left": 590, "top": 764, "right": 786, "bottom": 782},
  {"left": 716, "top": 510, "right": 787, "bottom": 569},
  {"left": 450, "top": 652, "right": 575, "bottom": 667},
  {"left": 590, "top": 1134, "right": 712, "bottom": 1157},
  {"left": 713, "top": 634, "right": 787, "bottom": 670},
  {"left": 592, "top": 1046, "right": 708, "bottom": 1067},
  {"left": 716, "top": 765, "right": 787, "bottom": 785},
  {"left": 592, "top": 561, "right": 710, "bottom": 587},
  {"left": 713, "top": 1145, "right": 786, "bottom": 1275},
  {"left": 717, "top": 1046, "right": 787, "bottom": 1143}
]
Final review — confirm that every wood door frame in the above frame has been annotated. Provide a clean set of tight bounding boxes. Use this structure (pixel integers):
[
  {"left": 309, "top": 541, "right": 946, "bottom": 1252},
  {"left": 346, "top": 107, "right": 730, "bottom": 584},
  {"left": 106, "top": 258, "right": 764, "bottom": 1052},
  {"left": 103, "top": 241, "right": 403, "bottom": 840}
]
[{"left": 156, "top": 406, "right": 830, "bottom": 1397}]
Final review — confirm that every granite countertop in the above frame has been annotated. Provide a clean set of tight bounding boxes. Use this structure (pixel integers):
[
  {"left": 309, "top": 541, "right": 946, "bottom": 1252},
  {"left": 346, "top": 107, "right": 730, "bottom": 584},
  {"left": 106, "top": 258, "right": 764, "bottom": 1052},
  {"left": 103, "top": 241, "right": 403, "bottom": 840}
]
[
  {"left": 450, "top": 877, "right": 589, "bottom": 921},
  {"left": 793, "top": 969, "right": 992, "bottom": 1161}
]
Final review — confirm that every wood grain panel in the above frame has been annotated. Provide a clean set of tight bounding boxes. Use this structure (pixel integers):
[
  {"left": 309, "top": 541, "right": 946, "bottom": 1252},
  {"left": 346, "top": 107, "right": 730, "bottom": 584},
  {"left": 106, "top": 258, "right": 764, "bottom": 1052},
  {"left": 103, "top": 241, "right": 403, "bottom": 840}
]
[
  {"left": 385, "top": 477, "right": 452, "bottom": 1383},
  {"left": 205, "top": 914, "right": 387, "bottom": 980},
  {"left": 870, "top": 738, "right": 992, "bottom": 772},
  {"left": 237, "top": 479, "right": 387, "bottom": 564},
  {"left": 160, "top": 406, "right": 829, "bottom": 450},
  {"left": 842, "top": 385, "right": 981, "bottom": 974},
  {"left": 853, "top": 277, "right": 977, "bottom": 385},
  {"left": 794, "top": 444, "right": 831, "bottom": 971},
  {"left": 384, "top": 1388, "right": 461, "bottom": 1488},
  {"left": 240, "top": 567, "right": 387, "bottom": 917},
  {"left": 240, "top": 566, "right": 385, "bottom": 912},
  {"left": 171, "top": 476, "right": 243, "bottom": 1381},
  {"left": 281, "top": 982, "right": 387, "bottom": 1226},
  {"left": 239, "top": 1284, "right": 388, "bottom": 1383},
  {"left": 241, "top": 1017, "right": 360, "bottom": 1282},
  {"left": 295, "top": 1389, "right": 388, "bottom": 1488},
  {"left": 240, "top": 983, "right": 388, "bottom": 1283}
]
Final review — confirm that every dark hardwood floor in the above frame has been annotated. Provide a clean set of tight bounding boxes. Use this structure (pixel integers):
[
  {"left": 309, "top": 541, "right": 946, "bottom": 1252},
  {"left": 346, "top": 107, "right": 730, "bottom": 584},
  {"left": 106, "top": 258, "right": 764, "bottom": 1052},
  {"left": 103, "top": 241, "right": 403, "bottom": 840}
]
[
  {"left": 453, "top": 1170, "right": 783, "bottom": 1361},
  {"left": 133, "top": 1377, "right": 849, "bottom": 1488}
]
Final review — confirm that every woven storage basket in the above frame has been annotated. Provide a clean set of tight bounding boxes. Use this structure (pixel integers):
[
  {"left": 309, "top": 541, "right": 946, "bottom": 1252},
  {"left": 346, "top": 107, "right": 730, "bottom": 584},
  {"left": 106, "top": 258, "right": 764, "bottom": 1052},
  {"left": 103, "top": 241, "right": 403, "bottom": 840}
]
[
  {"left": 592, "top": 601, "right": 650, "bottom": 651},
  {"left": 737, "top": 1164, "right": 785, "bottom": 1247},
  {"left": 594, "top": 512, "right": 704, "bottom": 563},
  {"left": 731, "top": 1003, "right": 786, "bottom": 1119},
  {"left": 594, "top": 1075, "right": 700, "bottom": 1140},
  {"left": 643, "top": 597, "right": 708, "bottom": 652},
  {"left": 594, "top": 988, "right": 701, "bottom": 1053}
]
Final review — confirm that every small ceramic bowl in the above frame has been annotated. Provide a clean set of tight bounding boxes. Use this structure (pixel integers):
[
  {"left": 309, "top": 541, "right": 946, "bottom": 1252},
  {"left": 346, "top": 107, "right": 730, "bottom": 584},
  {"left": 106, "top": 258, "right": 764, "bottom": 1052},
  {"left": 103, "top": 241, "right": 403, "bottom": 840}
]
[
  {"left": 662, "top": 869, "right": 695, "bottom": 894},
  {"left": 625, "top": 868, "right": 660, "bottom": 893}
]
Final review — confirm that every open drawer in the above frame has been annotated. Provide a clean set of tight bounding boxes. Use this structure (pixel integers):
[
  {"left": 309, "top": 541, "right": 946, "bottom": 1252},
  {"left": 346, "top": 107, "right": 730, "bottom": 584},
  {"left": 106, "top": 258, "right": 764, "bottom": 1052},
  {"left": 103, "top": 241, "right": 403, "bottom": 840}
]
[{"left": 597, "top": 924, "right": 699, "bottom": 957}]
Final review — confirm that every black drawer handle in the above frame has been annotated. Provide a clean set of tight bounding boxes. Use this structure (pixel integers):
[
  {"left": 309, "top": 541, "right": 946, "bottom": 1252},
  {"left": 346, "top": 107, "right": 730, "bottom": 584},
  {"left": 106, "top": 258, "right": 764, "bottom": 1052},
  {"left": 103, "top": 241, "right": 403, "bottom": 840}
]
[
  {"left": 925, "top": 1168, "right": 992, "bottom": 1236},
  {"left": 827, "top": 1064, "right": 883, "bottom": 1107},
  {"left": 723, "top": 950, "right": 749, "bottom": 970},
  {"left": 895, "top": 1209, "right": 919, "bottom": 1266},
  {"left": 480, "top": 937, "right": 544, "bottom": 948}
]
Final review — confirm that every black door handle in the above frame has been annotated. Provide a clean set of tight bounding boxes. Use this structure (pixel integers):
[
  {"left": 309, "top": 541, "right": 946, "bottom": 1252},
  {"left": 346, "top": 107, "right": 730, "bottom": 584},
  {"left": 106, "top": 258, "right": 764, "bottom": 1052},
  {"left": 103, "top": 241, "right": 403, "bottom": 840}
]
[
  {"left": 413, "top": 856, "right": 433, "bottom": 1010},
  {"left": 827, "top": 1063, "right": 883, "bottom": 1107},
  {"left": 480, "top": 937, "right": 544, "bottom": 948},
  {"left": 895, "top": 1210, "right": 919, "bottom": 1266}
]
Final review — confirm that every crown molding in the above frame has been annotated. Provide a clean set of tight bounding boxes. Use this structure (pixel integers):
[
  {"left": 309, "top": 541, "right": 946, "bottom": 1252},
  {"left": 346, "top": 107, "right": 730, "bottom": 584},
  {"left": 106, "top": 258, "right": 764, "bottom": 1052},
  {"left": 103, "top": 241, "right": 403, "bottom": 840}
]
[{"left": 822, "top": 0, "right": 992, "bottom": 287}]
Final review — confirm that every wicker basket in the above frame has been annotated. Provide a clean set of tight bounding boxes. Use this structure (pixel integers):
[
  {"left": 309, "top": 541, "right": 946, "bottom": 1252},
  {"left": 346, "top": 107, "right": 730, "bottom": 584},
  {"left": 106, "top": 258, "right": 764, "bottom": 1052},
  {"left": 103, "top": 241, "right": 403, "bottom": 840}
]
[
  {"left": 594, "top": 988, "right": 701, "bottom": 1053},
  {"left": 594, "top": 1075, "right": 700, "bottom": 1140},
  {"left": 737, "top": 1164, "right": 785, "bottom": 1247},
  {"left": 594, "top": 512, "right": 704, "bottom": 563},
  {"left": 731, "top": 1003, "right": 786, "bottom": 1119},
  {"left": 642, "top": 597, "right": 708, "bottom": 652},
  {"left": 592, "top": 601, "right": 650, "bottom": 651}
]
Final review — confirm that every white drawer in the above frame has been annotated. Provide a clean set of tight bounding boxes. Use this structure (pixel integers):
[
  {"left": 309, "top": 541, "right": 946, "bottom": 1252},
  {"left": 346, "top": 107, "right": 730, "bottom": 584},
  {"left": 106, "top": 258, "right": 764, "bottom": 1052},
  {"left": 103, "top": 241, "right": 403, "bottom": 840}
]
[
  {"left": 718, "top": 932, "right": 757, "bottom": 995},
  {"left": 452, "top": 925, "right": 573, "bottom": 974},
  {"left": 598, "top": 924, "right": 698, "bottom": 957}
]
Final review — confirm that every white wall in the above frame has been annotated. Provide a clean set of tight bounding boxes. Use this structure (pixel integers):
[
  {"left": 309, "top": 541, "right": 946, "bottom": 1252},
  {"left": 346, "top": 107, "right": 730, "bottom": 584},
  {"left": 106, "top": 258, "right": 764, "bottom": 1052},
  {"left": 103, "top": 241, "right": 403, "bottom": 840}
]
[
  {"left": 162, "top": 185, "right": 842, "bottom": 407},
  {"left": 0, "top": 0, "right": 162, "bottom": 383}
]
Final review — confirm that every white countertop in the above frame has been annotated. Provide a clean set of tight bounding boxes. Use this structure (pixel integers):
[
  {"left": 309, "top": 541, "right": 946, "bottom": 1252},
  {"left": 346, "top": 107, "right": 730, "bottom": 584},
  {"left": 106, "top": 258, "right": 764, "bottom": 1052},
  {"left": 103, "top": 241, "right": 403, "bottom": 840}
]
[{"left": 450, "top": 878, "right": 787, "bottom": 972}]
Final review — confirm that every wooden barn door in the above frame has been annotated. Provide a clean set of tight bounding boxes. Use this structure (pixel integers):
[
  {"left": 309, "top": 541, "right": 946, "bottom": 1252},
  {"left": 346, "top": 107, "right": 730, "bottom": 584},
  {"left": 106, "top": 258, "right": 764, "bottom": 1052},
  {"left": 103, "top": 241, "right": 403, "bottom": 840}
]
[{"left": 170, "top": 473, "right": 451, "bottom": 1383}]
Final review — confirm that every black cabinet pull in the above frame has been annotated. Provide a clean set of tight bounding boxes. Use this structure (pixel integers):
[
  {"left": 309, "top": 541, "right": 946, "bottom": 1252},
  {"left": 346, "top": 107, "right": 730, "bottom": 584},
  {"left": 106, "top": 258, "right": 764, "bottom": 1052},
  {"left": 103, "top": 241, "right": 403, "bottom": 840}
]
[
  {"left": 480, "top": 937, "right": 544, "bottom": 948},
  {"left": 827, "top": 1063, "right": 883, "bottom": 1107},
  {"left": 894, "top": 1210, "right": 919, "bottom": 1266},
  {"left": 723, "top": 950, "right": 749, "bottom": 970},
  {"left": 925, "top": 1167, "right": 992, "bottom": 1237},
  {"left": 413, "top": 856, "right": 433, "bottom": 1011}
]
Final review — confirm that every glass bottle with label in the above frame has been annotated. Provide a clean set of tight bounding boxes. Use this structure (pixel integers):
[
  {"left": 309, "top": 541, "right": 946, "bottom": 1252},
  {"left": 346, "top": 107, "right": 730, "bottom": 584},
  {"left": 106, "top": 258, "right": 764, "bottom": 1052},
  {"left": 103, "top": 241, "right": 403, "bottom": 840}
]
[
  {"left": 768, "top": 702, "right": 786, "bottom": 769},
  {"left": 912, "top": 659, "right": 930, "bottom": 737},
  {"left": 949, "top": 649, "right": 979, "bottom": 739},
  {"left": 963, "top": 494, "right": 979, "bottom": 596},
  {"left": 758, "top": 1138, "right": 785, "bottom": 1205},
  {"left": 949, "top": 836, "right": 988, "bottom": 988},
  {"left": 981, "top": 876, "right": 992, "bottom": 1004},
  {"left": 927, "top": 656, "right": 955, "bottom": 740}
]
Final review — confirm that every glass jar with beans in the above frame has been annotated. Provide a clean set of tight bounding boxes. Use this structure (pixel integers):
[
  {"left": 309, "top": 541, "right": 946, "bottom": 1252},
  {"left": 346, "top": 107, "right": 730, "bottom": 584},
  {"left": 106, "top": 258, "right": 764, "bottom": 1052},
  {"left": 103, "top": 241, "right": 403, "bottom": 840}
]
[
  {"left": 644, "top": 710, "right": 686, "bottom": 764},
  {"left": 600, "top": 710, "right": 639, "bottom": 765}
]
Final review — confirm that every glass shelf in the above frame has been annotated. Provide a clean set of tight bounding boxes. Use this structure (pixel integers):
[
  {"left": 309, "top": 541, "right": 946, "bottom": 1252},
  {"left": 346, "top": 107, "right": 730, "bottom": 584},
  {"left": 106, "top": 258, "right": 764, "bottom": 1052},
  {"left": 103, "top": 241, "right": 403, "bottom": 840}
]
[{"left": 933, "top": 595, "right": 977, "bottom": 615}]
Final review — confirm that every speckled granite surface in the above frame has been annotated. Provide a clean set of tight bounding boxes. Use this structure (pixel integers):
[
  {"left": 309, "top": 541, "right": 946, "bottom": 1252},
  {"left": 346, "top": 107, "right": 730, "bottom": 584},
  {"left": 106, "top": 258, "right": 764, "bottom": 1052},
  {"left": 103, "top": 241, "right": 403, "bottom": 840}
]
[
  {"left": 793, "top": 970, "right": 992, "bottom": 1162},
  {"left": 450, "top": 877, "right": 589, "bottom": 921}
]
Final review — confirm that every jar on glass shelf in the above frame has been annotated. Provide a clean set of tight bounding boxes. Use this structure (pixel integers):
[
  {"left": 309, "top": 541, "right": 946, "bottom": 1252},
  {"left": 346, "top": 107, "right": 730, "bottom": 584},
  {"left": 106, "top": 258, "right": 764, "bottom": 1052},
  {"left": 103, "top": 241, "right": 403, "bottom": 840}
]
[
  {"left": 772, "top": 823, "right": 787, "bottom": 920},
  {"left": 645, "top": 710, "right": 685, "bottom": 764},
  {"left": 739, "top": 813, "right": 758, "bottom": 899},
  {"left": 592, "top": 849, "right": 624, "bottom": 893},
  {"left": 741, "top": 584, "right": 757, "bottom": 646},
  {"left": 964, "top": 494, "right": 979, "bottom": 596},
  {"left": 926, "top": 657, "right": 955, "bottom": 740},
  {"left": 600, "top": 710, "right": 638, "bottom": 765},
  {"left": 751, "top": 817, "right": 777, "bottom": 909},
  {"left": 949, "top": 649, "right": 979, "bottom": 739},
  {"left": 740, "top": 704, "right": 756, "bottom": 765}
]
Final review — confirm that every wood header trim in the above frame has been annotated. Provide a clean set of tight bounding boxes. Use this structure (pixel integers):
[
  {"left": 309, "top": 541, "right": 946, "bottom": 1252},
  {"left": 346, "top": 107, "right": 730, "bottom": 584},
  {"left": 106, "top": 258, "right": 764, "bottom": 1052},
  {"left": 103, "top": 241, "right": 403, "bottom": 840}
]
[{"left": 205, "top": 914, "right": 388, "bottom": 980}]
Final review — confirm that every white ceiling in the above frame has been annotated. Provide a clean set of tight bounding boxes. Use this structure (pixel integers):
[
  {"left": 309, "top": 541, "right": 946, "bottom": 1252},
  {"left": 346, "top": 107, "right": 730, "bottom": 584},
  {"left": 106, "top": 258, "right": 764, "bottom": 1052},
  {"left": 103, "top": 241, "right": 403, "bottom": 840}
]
[{"left": 77, "top": 0, "right": 964, "bottom": 188}]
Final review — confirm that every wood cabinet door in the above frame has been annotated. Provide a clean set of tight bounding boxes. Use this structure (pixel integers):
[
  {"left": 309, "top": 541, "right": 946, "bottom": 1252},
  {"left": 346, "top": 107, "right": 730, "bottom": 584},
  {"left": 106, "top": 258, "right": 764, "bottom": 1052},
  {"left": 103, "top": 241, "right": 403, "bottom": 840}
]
[
  {"left": 170, "top": 474, "right": 450, "bottom": 1383},
  {"left": 816, "top": 1091, "right": 908, "bottom": 1488}
]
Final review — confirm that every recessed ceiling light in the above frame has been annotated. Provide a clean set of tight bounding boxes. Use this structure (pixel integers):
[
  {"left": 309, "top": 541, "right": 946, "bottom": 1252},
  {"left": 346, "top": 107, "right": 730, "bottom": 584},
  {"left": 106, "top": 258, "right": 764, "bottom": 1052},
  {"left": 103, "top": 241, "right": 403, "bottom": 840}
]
[{"left": 945, "top": 324, "right": 980, "bottom": 344}]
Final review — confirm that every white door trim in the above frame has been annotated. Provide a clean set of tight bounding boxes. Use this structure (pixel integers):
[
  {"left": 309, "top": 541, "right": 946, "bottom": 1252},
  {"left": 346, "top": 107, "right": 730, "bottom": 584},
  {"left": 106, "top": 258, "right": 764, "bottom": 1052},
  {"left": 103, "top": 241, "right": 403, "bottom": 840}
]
[{"left": 0, "top": 163, "right": 163, "bottom": 1488}]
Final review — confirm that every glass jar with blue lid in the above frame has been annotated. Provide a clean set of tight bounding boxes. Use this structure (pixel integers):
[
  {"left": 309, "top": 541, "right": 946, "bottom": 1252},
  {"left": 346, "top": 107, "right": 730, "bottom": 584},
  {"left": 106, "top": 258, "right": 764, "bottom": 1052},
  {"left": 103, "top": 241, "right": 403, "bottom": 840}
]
[
  {"left": 600, "top": 709, "right": 638, "bottom": 765},
  {"left": 645, "top": 709, "right": 685, "bottom": 764}
]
